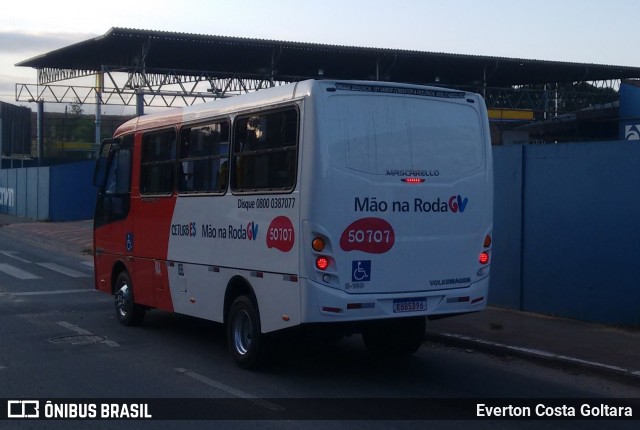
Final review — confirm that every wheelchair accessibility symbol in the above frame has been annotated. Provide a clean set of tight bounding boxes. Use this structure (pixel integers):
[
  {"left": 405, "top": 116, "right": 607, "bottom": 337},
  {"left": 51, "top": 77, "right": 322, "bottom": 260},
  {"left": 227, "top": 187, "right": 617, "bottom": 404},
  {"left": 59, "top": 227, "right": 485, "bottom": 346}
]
[
  {"left": 126, "top": 232, "right": 134, "bottom": 252},
  {"left": 352, "top": 260, "right": 371, "bottom": 282}
]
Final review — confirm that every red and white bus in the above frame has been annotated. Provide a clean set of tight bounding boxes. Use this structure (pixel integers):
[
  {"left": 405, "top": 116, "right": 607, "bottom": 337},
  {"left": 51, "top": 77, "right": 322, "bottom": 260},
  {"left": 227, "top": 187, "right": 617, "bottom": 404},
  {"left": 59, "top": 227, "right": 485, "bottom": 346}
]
[{"left": 93, "top": 80, "right": 493, "bottom": 368}]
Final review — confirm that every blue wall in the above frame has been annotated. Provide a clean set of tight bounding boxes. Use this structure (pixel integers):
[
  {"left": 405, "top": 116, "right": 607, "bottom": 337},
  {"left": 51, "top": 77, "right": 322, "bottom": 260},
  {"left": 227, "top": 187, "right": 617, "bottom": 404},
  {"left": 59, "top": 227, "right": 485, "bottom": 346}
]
[
  {"left": 49, "top": 161, "right": 97, "bottom": 221},
  {"left": 491, "top": 142, "right": 640, "bottom": 326},
  {"left": 489, "top": 145, "right": 523, "bottom": 308},
  {"left": 0, "top": 167, "right": 49, "bottom": 219},
  {"left": 0, "top": 160, "right": 96, "bottom": 221}
]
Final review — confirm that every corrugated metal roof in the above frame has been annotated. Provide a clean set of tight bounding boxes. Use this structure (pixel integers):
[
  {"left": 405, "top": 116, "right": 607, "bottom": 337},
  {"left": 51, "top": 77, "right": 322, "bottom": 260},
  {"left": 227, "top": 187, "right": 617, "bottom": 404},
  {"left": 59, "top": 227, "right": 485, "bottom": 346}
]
[{"left": 16, "top": 27, "right": 640, "bottom": 86}]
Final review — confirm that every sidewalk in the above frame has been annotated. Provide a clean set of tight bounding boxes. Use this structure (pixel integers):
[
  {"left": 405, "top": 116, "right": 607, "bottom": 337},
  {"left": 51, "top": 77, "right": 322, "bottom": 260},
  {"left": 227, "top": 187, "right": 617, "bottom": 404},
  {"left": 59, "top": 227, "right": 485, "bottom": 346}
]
[
  {"left": 425, "top": 307, "right": 640, "bottom": 386},
  {"left": 0, "top": 213, "right": 93, "bottom": 255},
  {"left": 1, "top": 213, "right": 639, "bottom": 386}
]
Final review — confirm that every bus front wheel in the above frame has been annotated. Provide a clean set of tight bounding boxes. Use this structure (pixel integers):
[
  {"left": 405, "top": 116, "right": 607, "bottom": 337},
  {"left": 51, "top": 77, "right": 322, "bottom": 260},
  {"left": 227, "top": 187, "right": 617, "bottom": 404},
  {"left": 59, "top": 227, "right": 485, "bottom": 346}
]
[
  {"left": 227, "top": 296, "right": 270, "bottom": 369},
  {"left": 114, "top": 271, "right": 145, "bottom": 326},
  {"left": 362, "top": 316, "right": 426, "bottom": 357}
]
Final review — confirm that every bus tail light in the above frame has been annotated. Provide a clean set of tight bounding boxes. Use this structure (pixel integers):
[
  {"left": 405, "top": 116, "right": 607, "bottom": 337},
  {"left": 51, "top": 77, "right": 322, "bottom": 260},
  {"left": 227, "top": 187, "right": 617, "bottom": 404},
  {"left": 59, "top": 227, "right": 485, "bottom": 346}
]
[
  {"left": 316, "top": 256, "right": 330, "bottom": 271},
  {"left": 401, "top": 178, "right": 425, "bottom": 184},
  {"left": 483, "top": 234, "right": 492, "bottom": 248},
  {"left": 312, "top": 237, "right": 325, "bottom": 252},
  {"left": 479, "top": 251, "right": 490, "bottom": 265},
  {"left": 479, "top": 233, "right": 491, "bottom": 264}
]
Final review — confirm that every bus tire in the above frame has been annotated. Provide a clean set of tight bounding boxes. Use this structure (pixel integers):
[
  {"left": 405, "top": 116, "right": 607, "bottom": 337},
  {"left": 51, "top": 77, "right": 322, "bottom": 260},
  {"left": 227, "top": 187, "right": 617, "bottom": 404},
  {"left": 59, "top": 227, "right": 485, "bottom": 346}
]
[
  {"left": 227, "top": 296, "right": 270, "bottom": 369},
  {"left": 362, "top": 316, "right": 426, "bottom": 357},
  {"left": 114, "top": 271, "right": 145, "bottom": 326}
]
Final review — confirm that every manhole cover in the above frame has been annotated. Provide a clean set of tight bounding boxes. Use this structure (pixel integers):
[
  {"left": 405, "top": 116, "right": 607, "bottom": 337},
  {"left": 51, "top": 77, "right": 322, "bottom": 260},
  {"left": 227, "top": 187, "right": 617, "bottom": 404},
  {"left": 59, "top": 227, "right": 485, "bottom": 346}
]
[{"left": 49, "top": 335, "right": 106, "bottom": 345}]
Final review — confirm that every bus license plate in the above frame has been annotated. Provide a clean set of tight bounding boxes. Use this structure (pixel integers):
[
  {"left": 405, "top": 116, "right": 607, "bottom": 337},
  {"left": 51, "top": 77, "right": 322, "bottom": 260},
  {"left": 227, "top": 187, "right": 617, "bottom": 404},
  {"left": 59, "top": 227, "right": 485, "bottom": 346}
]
[{"left": 393, "top": 298, "right": 426, "bottom": 313}]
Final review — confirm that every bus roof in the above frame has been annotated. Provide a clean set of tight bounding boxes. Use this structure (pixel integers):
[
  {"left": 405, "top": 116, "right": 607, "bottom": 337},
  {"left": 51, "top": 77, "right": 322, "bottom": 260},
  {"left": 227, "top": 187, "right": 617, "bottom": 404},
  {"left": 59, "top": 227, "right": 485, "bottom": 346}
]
[
  {"left": 114, "top": 79, "right": 471, "bottom": 136},
  {"left": 114, "top": 80, "right": 306, "bottom": 136}
]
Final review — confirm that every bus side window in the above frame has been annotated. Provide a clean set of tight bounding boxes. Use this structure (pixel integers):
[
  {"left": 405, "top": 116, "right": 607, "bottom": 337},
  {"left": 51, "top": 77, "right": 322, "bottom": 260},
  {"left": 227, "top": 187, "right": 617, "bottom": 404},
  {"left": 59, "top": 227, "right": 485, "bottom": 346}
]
[
  {"left": 140, "top": 129, "right": 177, "bottom": 195},
  {"left": 231, "top": 108, "right": 298, "bottom": 192},
  {"left": 177, "top": 121, "right": 230, "bottom": 194},
  {"left": 105, "top": 147, "right": 132, "bottom": 195}
]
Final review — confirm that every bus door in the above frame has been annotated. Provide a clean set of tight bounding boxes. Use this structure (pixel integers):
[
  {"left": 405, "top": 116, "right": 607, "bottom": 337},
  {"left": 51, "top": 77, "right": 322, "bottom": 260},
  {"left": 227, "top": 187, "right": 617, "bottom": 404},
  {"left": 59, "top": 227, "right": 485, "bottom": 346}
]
[{"left": 93, "top": 134, "right": 134, "bottom": 292}]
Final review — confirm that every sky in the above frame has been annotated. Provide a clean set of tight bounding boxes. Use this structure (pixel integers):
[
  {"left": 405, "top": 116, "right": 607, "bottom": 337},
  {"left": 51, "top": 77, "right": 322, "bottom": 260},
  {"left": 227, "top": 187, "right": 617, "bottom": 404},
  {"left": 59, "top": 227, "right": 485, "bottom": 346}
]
[{"left": 1, "top": 0, "right": 639, "bottom": 111}]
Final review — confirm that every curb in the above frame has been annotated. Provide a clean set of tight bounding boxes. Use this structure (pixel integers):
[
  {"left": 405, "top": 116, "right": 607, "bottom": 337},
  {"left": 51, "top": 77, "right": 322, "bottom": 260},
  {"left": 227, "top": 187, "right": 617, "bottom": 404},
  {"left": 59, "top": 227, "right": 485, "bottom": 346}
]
[{"left": 424, "top": 332, "right": 640, "bottom": 387}]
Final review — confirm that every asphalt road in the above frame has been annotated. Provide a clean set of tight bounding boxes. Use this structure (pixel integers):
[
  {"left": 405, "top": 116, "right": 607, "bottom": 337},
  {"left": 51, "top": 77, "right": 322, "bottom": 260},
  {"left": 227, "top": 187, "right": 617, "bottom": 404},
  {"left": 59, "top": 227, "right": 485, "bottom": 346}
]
[{"left": 0, "top": 229, "right": 638, "bottom": 429}]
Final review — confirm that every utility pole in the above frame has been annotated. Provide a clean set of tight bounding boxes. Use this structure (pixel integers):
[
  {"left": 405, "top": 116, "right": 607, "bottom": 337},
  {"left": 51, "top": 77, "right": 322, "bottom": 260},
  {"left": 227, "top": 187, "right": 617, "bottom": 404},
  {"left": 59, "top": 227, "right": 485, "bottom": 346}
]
[
  {"left": 95, "top": 72, "right": 103, "bottom": 150},
  {"left": 36, "top": 100, "right": 44, "bottom": 164}
]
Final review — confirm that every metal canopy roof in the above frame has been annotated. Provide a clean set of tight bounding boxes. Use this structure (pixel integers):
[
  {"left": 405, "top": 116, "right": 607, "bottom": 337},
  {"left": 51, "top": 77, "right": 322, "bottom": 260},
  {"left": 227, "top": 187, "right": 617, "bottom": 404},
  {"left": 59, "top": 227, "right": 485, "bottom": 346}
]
[{"left": 17, "top": 27, "right": 640, "bottom": 87}]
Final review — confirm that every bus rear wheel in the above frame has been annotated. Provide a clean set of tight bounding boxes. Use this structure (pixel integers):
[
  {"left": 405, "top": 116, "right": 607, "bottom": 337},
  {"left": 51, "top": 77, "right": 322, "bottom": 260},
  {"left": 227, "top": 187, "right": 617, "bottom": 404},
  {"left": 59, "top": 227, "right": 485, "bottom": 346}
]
[
  {"left": 362, "top": 316, "right": 426, "bottom": 357},
  {"left": 114, "top": 271, "right": 145, "bottom": 326},
  {"left": 227, "top": 296, "right": 271, "bottom": 369}
]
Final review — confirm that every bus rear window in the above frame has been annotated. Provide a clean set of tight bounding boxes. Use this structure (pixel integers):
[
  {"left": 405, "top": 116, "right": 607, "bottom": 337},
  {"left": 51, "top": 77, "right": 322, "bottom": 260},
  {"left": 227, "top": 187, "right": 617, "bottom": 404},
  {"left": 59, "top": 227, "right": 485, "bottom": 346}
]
[{"left": 328, "top": 96, "right": 484, "bottom": 177}]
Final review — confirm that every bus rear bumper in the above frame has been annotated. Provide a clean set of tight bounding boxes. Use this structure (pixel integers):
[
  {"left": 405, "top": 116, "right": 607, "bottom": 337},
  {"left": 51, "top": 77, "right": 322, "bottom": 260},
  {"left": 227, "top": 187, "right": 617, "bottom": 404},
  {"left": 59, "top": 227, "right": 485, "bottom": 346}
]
[{"left": 300, "top": 276, "right": 490, "bottom": 324}]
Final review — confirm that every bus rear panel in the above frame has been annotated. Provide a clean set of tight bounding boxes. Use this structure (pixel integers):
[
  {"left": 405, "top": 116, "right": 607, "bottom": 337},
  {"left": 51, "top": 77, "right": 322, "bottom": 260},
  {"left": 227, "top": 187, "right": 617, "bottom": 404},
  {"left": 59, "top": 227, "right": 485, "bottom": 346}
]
[{"left": 299, "top": 82, "right": 492, "bottom": 325}]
